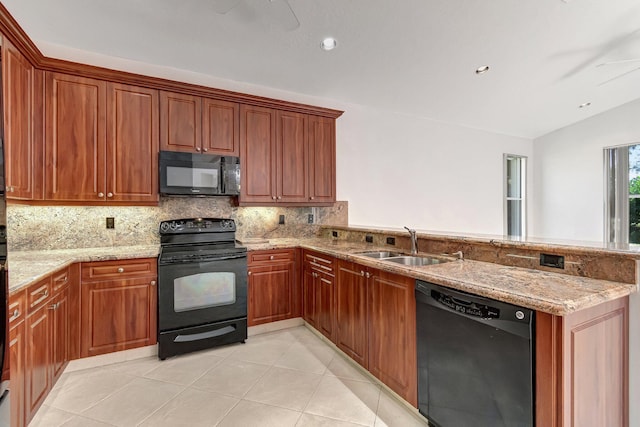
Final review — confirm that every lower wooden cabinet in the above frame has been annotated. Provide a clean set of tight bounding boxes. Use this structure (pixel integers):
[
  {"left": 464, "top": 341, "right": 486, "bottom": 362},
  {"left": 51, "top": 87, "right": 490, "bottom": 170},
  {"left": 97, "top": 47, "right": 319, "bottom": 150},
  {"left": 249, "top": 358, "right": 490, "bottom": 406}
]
[
  {"left": 247, "top": 249, "right": 299, "bottom": 326},
  {"left": 368, "top": 269, "right": 417, "bottom": 406},
  {"left": 80, "top": 259, "right": 158, "bottom": 357},
  {"left": 8, "top": 290, "right": 26, "bottom": 427},
  {"left": 302, "top": 250, "right": 335, "bottom": 341},
  {"left": 335, "top": 260, "right": 368, "bottom": 368}
]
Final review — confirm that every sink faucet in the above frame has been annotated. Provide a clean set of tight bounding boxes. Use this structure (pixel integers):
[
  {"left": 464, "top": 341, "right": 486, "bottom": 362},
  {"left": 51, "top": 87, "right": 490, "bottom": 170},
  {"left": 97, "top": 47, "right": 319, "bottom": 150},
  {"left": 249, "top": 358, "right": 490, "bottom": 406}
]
[{"left": 404, "top": 226, "right": 418, "bottom": 255}]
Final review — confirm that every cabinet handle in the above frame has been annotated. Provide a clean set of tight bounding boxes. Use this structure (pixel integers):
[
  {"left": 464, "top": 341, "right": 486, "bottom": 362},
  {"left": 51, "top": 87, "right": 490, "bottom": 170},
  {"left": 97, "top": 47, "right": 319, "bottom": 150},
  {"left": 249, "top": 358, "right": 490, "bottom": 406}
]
[
  {"left": 107, "top": 192, "right": 113, "bottom": 198},
  {"left": 248, "top": 271, "right": 252, "bottom": 276},
  {"left": 117, "top": 267, "right": 124, "bottom": 273},
  {"left": 195, "top": 147, "right": 201, "bottom": 152},
  {"left": 98, "top": 192, "right": 104, "bottom": 198},
  {"left": 57, "top": 275, "right": 68, "bottom": 284},
  {"left": 41, "top": 289, "right": 49, "bottom": 298},
  {"left": 150, "top": 280, "right": 156, "bottom": 286},
  {"left": 365, "top": 272, "right": 371, "bottom": 278},
  {"left": 202, "top": 148, "right": 208, "bottom": 152},
  {"left": 360, "top": 270, "right": 365, "bottom": 276},
  {"left": 48, "top": 302, "right": 59, "bottom": 310},
  {"left": 10, "top": 309, "right": 20, "bottom": 321}
]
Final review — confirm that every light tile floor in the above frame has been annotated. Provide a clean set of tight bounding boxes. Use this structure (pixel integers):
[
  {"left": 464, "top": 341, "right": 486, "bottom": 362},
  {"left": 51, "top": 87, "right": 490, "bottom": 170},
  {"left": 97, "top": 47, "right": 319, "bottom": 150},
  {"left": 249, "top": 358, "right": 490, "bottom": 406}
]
[{"left": 30, "top": 326, "right": 428, "bottom": 427}]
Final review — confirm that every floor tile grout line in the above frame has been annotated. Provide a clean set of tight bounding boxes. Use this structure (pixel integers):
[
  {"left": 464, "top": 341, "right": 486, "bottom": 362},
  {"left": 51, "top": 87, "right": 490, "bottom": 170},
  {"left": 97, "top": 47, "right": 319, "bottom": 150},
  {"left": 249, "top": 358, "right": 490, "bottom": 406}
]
[{"left": 133, "top": 384, "right": 193, "bottom": 427}]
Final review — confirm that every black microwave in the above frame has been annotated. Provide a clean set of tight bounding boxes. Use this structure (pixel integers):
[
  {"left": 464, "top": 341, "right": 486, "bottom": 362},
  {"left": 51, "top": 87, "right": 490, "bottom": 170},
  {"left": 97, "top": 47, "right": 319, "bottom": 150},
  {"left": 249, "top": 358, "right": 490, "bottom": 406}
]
[{"left": 159, "top": 151, "right": 240, "bottom": 196}]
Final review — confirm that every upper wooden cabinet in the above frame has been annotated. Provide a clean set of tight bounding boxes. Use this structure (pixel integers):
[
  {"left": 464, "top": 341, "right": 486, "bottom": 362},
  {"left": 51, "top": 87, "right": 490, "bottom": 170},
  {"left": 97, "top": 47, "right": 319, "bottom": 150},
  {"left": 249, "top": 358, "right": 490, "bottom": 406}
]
[
  {"left": 2, "top": 37, "right": 43, "bottom": 200},
  {"left": 44, "top": 72, "right": 159, "bottom": 204},
  {"left": 160, "top": 91, "right": 239, "bottom": 155},
  {"left": 240, "top": 106, "right": 336, "bottom": 206}
]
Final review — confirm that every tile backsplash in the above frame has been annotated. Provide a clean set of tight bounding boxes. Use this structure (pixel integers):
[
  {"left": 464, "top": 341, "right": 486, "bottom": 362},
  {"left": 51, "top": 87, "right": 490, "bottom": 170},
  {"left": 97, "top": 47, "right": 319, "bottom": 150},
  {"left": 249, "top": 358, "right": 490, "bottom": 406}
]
[{"left": 7, "top": 198, "right": 348, "bottom": 251}]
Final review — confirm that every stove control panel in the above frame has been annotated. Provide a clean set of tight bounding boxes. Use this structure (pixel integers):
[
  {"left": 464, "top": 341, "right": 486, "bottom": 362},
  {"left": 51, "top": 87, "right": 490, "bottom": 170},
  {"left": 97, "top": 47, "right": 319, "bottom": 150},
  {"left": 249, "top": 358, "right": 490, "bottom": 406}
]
[{"left": 159, "top": 218, "right": 236, "bottom": 234}]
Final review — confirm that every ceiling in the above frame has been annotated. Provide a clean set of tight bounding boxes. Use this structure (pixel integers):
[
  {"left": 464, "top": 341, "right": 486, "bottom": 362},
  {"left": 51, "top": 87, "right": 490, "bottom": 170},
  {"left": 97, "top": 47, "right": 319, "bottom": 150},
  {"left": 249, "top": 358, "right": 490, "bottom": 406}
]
[{"left": 3, "top": 0, "right": 640, "bottom": 138}]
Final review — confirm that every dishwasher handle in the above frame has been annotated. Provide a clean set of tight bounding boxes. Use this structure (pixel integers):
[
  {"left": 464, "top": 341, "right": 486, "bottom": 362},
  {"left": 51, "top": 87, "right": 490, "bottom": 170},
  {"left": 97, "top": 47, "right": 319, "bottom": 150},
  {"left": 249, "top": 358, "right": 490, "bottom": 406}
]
[{"left": 415, "top": 280, "right": 533, "bottom": 339}]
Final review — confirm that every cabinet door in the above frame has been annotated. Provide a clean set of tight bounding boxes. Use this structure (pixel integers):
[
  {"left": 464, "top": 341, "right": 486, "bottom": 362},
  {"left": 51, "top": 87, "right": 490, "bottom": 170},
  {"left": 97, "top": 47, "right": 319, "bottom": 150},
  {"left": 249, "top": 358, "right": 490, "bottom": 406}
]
[
  {"left": 9, "top": 321, "right": 26, "bottom": 427},
  {"left": 106, "top": 83, "right": 159, "bottom": 203},
  {"left": 247, "top": 261, "right": 296, "bottom": 326},
  {"left": 335, "top": 261, "right": 368, "bottom": 367},
  {"left": 316, "top": 272, "right": 335, "bottom": 342},
  {"left": 202, "top": 98, "right": 239, "bottom": 155},
  {"left": 368, "top": 270, "right": 417, "bottom": 406},
  {"left": 302, "top": 265, "right": 317, "bottom": 327},
  {"left": 50, "top": 288, "right": 70, "bottom": 383},
  {"left": 160, "top": 91, "right": 201, "bottom": 153},
  {"left": 2, "top": 38, "right": 37, "bottom": 200},
  {"left": 25, "top": 306, "right": 52, "bottom": 421},
  {"left": 45, "top": 72, "right": 106, "bottom": 201},
  {"left": 276, "top": 110, "right": 308, "bottom": 203},
  {"left": 81, "top": 277, "right": 157, "bottom": 357},
  {"left": 240, "top": 105, "right": 277, "bottom": 203},
  {"left": 308, "top": 115, "right": 336, "bottom": 204}
]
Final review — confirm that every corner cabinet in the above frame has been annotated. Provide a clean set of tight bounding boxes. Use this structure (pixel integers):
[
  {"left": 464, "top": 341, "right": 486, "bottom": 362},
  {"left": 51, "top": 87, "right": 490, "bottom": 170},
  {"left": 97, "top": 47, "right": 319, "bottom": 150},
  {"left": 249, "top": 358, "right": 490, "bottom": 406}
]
[
  {"left": 247, "top": 249, "right": 299, "bottom": 326},
  {"left": 80, "top": 258, "right": 158, "bottom": 357},
  {"left": 44, "top": 72, "right": 159, "bottom": 204},
  {"left": 240, "top": 105, "right": 336, "bottom": 206}
]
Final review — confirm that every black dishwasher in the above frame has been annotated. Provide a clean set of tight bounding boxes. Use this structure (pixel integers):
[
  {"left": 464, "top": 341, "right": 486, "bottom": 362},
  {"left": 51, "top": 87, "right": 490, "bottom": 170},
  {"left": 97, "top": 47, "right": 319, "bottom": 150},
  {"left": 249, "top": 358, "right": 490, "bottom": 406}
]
[{"left": 415, "top": 280, "right": 534, "bottom": 427}]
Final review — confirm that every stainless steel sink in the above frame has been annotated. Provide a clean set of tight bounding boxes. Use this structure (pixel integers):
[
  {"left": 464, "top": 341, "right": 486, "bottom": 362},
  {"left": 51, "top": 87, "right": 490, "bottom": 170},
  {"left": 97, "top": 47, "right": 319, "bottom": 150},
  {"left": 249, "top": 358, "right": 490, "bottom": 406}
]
[
  {"left": 357, "top": 251, "right": 403, "bottom": 258},
  {"left": 383, "top": 256, "right": 447, "bottom": 266}
]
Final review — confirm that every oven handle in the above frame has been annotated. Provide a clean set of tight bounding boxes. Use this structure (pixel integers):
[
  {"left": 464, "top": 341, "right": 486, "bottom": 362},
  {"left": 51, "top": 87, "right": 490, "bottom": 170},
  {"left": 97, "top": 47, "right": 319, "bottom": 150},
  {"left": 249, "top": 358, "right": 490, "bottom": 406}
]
[{"left": 173, "top": 325, "right": 237, "bottom": 342}]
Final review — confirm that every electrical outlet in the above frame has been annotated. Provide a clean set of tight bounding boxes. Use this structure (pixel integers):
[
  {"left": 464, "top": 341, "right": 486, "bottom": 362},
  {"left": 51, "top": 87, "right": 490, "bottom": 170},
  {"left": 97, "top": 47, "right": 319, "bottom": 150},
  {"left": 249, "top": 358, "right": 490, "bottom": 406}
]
[
  {"left": 386, "top": 237, "right": 396, "bottom": 245},
  {"left": 308, "top": 214, "right": 314, "bottom": 224},
  {"left": 279, "top": 215, "right": 285, "bottom": 225},
  {"left": 106, "top": 217, "right": 115, "bottom": 229},
  {"left": 332, "top": 230, "right": 338, "bottom": 238},
  {"left": 365, "top": 235, "right": 373, "bottom": 243}
]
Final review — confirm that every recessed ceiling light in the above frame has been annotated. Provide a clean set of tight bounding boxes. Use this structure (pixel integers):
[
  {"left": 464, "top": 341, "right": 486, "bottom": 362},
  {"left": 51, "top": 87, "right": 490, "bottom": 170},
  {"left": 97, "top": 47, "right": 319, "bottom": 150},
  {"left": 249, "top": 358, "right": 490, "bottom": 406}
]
[
  {"left": 475, "top": 65, "right": 490, "bottom": 74},
  {"left": 320, "top": 37, "right": 337, "bottom": 51},
  {"left": 579, "top": 102, "right": 592, "bottom": 108}
]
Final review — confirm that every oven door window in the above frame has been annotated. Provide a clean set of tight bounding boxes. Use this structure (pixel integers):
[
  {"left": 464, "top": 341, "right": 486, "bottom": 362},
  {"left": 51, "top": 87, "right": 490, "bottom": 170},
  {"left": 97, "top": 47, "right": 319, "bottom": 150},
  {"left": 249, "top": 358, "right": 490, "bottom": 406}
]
[{"left": 174, "top": 272, "right": 235, "bottom": 312}]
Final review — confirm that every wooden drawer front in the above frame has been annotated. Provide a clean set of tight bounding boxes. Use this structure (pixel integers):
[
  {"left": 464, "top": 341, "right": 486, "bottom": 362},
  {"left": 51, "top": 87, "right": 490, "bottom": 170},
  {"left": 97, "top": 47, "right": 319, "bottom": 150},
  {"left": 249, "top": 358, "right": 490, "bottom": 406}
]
[
  {"left": 249, "top": 249, "right": 296, "bottom": 265},
  {"left": 81, "top": 258, "right": 157, "bottom": 281},
  {"left": 26, "top": 278, "right": 52, "bottom": 313},
  {"left": 52, "top": 267, "right": 71, "bottom": 293},
  {"left": 9, "top": 290, "right": 26, "bottom": 327},
  {"left": 304, "top": 250, "right": 334, "bottom": 275}
]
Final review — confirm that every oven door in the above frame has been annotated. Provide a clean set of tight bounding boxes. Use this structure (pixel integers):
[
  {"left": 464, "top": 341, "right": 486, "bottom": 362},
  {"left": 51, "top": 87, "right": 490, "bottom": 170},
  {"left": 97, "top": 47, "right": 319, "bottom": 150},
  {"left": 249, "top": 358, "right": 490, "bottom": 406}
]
[{"left": 158, "top": 253, "right": 247, "bottom": 332}]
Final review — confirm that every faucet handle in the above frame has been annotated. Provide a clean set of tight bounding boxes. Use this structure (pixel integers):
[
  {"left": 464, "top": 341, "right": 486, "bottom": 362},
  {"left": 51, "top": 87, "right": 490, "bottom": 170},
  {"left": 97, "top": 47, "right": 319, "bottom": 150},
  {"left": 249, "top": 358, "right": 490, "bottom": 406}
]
[{"left": 404, "top": 226, "right": 415, "bottom": 233}]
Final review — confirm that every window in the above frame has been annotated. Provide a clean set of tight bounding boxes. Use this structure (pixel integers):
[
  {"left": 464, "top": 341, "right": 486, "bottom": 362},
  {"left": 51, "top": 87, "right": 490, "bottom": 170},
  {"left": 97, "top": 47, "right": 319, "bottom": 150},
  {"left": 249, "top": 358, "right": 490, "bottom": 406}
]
[
  {"left": 604, "top": 143, "right": 640, "bottom": 245},
  {"left": 504, "top": 154, "right": 526, "bottom": 238}
]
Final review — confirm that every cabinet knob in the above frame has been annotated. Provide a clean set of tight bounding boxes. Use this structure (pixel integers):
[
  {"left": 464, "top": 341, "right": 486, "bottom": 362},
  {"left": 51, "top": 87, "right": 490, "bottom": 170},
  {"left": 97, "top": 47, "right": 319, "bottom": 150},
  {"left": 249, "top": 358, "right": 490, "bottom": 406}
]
[
  {"left": 248, "top": 271, "right": 252, "bottom": 276},
  {"left": 107, "top": 192, "right": 113, "bottom": 198},
  {"left": 269, "top": 255, "right": 274, "bottom": 260},
  {"left": 203, "top": 148, "right": 208, "bottom": 152},
  {"left": 117, "top": 267, "right": 124, "bottom": 273},
  {"left": 277, "top": 196, "right": 282, "bottom": 200},
  {"left": 272, "top": 196, "right": 276, "bottom": 200},
  {"left": 10, "top": 309, "right": 20, "bottom": 320},
  {"left": 309, "top": 197, "right": 314, "bottom": 200},
  {"left": 150, "top": 280, "right": 156, "bottom": 286},
  {"left": 48, "top": 302, "right": 59, "bottom": 310},
  {"left": 40, "top": 289, "right": 49, "bottom": 298},
  {"left": 365, "top": 272, "right": 371, "bottom": 278},
  {"left": 360, "top": 270, "right": 365, "bottom": 276},
  {"left": 195, "top": 147, "right": 201, "bottom": 152},
  {"left": 98, "top": 192, "right": 104, "bottom": 198}
]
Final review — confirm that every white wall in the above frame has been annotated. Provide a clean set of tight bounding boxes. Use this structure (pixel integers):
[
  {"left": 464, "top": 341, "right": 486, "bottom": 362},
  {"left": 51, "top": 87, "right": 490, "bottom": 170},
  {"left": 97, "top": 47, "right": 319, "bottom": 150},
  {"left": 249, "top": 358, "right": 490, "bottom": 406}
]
[
  {"left": 534, "top": 98, "right": 640, "bottom": 427},
  {"left": 337, "top": 104, "right": 532, "bottom": 233}
]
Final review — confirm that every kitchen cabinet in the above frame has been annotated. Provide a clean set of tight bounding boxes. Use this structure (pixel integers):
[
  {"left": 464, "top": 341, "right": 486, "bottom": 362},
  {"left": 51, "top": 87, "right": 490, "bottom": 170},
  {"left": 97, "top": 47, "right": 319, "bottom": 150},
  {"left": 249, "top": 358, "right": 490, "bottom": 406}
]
[
  {"left": 80, "top": 258, "right": 157, "bottom": 357},
  {"left": 45, "top": 72, "right": 159, "bottom": 204},
  {"left": 8, "top": 290, "right": 26, "bottom": 427},
  {"left": 368, "top": 269, "right": 417, "bottom": 406},
  {"left": 335, "top": 260, "right": 368, "bottom": 368},
  {"left": 160, "top": 91, "right": 239, "bottom": 155},
  {"left": 240, "top": 106, "right": 336, "bottom": 206},
  {"left": 247, "top": 249, "right": 299, "bottom": 326},
  {"left": 302, "top": 250, "right": 336, "bottom": 341},
  {"left": 1, "top": 37, "right": 44, "bottom": 201}
]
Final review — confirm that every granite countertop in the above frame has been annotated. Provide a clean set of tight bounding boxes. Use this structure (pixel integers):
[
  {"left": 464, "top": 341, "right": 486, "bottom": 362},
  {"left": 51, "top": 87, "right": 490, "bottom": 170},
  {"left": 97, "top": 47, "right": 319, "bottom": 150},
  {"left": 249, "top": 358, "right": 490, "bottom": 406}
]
[
  {"left": 8, "top": 245, "right": 160, "bottom": 292},
  {"left": 7, "top": 238, "right": 638, "bottom": 316}
]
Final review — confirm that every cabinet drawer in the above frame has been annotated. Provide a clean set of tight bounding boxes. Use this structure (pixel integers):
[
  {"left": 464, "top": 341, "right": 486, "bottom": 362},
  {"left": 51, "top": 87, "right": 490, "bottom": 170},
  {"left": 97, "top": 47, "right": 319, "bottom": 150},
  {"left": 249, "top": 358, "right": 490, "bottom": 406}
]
[
  {"left": 8, "top": 289, "right": 26, "bottom": 328},
  {"left": 26, "top": 277, "right": 52, "bottom": 313},
  {"left": 304, "top": 250, "right": 335, "bottom": 275},
  {"left": 81, "top": 258, "right": 157, "bottom": 281},
  {"left": 248, "top": 249, "right": 296, "bottom": 265},
  {"left": 52, "top": 267, "right": 71, "bottom": 293}
]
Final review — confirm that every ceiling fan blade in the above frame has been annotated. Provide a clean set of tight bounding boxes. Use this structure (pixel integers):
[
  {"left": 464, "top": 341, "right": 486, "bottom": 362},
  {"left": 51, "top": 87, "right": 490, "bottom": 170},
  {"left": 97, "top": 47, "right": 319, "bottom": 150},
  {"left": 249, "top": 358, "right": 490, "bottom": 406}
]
[
  {"left": 267, "top": 0, "right": 300, "bottom": 31},
  {"left": 597, "top": 65, "right": 640, "bottom": 86},
  {"left": 212, "top": 0, "right": 242, "bottom": 14},
  {"left": 597, "top": 58, "right": 640, "bottom": 67}
]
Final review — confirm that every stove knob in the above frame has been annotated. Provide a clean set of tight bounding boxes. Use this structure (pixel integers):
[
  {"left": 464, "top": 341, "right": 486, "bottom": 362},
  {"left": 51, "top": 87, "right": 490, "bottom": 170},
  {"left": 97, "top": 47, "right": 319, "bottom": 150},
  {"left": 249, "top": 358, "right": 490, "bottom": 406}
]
[
  {"left": 169, "top": 222, "right": 178, "bottom": 231},
  {"left": 160, "top": 223, "right": 170, "bottom": 233}
]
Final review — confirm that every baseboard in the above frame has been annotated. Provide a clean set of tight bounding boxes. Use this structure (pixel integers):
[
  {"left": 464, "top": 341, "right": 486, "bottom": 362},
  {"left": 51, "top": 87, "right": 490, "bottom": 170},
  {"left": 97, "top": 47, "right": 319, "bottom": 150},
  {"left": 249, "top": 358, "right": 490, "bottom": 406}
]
[
  {"left": 65, "top": 345, "right": 158, "bottom": 373},
  {"left": 247, "top": 317, "right": 304, "bottom": 336}
]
